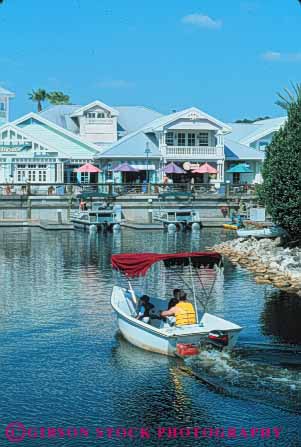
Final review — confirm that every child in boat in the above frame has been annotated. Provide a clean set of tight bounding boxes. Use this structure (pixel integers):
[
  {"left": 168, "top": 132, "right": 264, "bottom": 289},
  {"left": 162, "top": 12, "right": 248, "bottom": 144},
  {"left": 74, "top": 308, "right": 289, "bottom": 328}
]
[{"left": 136, "top": 295, "right": 154, "bottom": 323}]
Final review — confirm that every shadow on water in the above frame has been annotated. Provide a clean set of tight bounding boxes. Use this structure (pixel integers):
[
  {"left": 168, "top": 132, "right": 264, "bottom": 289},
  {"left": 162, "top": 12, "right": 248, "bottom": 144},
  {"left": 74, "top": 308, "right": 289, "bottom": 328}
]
[{"left": 261, "top": 290, "right": 301, "bottom": 346}]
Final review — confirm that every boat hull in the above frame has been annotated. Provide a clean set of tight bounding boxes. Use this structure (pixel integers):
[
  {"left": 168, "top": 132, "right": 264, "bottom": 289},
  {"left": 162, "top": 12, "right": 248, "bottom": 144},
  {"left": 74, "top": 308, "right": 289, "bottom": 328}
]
[
  {"left": 237, "top": 228, "right": 286, "bottom": 238},
  {"left": 111, "top": 286, "right": 242, "bottom": 356}
]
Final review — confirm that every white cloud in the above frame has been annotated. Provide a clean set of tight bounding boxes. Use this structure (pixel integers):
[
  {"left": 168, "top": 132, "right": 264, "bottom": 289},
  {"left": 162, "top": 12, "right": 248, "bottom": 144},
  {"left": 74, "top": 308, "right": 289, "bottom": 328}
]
[
  {"left": 97, "top": 80, "right": 134, "bottom": 88},
  {"left": 182, "top": 13, "right": 222, "bottom": 30},
  {"left": 262, "top": 51, "right": 301, "bottom": 62}
]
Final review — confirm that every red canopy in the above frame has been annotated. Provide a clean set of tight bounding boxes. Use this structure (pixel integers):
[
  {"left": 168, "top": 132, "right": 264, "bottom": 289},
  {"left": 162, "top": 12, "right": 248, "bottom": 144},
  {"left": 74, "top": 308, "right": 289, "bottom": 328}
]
[
  {"left": 75, "top": 163, "right": 101, "bottom": 173},
  {"left": 111, "top": 252, "right": 222, "bottom": 278}
]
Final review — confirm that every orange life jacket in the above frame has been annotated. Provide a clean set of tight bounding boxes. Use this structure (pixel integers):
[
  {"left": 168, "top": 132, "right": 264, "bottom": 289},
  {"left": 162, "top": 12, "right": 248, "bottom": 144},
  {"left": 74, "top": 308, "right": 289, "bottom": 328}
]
[{"left": 175, "top": 301, "right": 196, "bottom": 326}]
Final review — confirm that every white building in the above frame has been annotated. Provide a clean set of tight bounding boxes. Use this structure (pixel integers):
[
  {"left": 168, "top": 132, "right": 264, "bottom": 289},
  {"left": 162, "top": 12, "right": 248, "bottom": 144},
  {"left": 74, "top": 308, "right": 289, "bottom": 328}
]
[
  {"left": 0, "top": 87, "right": 15, "bottom": 126},
  {"left": 0, "top": 89, "right": 286, "bottom": 185}
]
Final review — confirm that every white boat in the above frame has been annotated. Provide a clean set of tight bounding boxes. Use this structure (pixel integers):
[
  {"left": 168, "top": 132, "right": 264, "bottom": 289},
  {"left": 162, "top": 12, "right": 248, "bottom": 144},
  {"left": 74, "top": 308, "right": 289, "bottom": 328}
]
[
  {"left": 237, "top": 226, "right": 287, "bottom": 238},
  {"left": 153, "top": 192, "right": 202, "bottom": 230},
  {"left": 111, "top": 252, "right": 242, "bottom": 356},
  {"left": 71, "top": 192, "right": 122, "bottom": 231}
]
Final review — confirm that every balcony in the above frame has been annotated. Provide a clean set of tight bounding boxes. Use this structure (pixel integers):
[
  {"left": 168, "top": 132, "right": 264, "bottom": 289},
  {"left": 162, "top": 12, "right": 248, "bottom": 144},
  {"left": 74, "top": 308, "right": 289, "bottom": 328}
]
[{"left": 161, "top": 145, "right": 224, "bottom": 160}]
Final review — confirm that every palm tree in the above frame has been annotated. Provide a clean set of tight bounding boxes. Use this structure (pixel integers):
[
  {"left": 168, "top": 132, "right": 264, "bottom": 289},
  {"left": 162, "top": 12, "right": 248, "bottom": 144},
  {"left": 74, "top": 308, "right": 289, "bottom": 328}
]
[
  {"left": 275, "top": 82, "right": 301, "bottom": 111},
  {"left": 28, "top": 89, "right": 47, "bottom": 112},
  {"left": 47, "top": 91, "right": 70, "bottom": 105}
]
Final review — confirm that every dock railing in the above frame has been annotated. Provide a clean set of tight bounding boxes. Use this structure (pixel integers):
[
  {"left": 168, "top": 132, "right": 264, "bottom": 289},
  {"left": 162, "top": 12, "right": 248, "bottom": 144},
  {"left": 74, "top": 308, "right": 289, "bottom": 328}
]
[{"left": 0, "top": 182, "right": 257, "bottom": 198}]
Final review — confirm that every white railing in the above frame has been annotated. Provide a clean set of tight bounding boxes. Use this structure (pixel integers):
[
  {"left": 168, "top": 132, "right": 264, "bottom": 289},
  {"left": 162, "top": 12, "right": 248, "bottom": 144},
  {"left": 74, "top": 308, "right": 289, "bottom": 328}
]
[
  {"left": 161, "top": 145, "right": 224, "bottom": 159},
  {"left": 0, "top": 139, "right": 31, "bottom": 145}
]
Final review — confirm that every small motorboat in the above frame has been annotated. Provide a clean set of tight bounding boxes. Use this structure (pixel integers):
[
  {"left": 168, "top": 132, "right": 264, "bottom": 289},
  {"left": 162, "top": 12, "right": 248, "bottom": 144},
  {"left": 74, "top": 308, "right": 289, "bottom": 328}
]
[
  {"left": 111, "top": 252, "right": 242, "bottom": 356},
  {"left": 71, "top": 192, "right": 122, "bottom": 232},
  {"left": 153, "top": 192, "right": 202, "bottom": 230},
  {"left": 237, "top": 226, "right": 287, "bottom": 239}
]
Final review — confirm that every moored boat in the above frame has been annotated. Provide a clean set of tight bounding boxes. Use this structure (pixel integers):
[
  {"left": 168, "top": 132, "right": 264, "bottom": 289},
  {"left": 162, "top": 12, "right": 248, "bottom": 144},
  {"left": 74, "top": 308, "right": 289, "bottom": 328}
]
[
  {"left": 237, "top": 226, "right": 287, "bottom": 238},
  {"left": 153, "top": 192, "right": 202, "bottom": 230},
  {"left": 111, "top": 252, "right": 242, "bottom": 356},
  {"left": 71, "top": 192, "right": 122, "bottom": 231}
]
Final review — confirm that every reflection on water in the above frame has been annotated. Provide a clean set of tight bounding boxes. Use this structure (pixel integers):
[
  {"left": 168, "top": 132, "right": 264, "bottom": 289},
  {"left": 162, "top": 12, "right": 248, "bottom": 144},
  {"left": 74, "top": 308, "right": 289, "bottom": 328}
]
[
  {"left": 0, "top": 227, "right": 300, "bottom": 447},
  {"left": 261, "top": 290, "right": 301, "bottom": 345}
]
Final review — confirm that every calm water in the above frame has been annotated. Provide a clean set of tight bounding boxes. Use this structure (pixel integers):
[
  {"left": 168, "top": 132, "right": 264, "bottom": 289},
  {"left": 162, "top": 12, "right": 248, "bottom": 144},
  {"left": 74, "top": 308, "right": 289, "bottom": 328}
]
[{"left": 0, "top": 228, "right": 300, "bottom": 447}]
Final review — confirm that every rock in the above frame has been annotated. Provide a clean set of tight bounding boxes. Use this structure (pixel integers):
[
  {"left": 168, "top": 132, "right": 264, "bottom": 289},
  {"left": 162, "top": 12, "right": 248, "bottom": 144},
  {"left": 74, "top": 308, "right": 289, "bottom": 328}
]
[
  {"left": 255, "top": 267, "right": 267, "bottom": 274},
  {"left": 255, "top": 277, "right": 272, "bottom": 284},
  {"left": 273, "top": 281, "right": 291, "bottom": 288},
  {"left": 269, "top": 261, "right": 280, "bottom": 271}
]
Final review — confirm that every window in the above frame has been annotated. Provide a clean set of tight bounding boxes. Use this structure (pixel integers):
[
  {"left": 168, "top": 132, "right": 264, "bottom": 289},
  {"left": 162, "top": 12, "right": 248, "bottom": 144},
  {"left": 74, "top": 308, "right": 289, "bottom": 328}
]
[
  {"left": 259, "top": 141, "right": 269, "bottom": 151},
  {"left": 188, "top": 133, "right": 195, "bottom": 146},
  {"left": 28, "top": 164, "right": 36, "bottom": 169},
  {"left": 0, "top": 102, "right": 5, "bottom": 111},
  {"left": 87, "top": 112, "right": 96, "bottom": 118},
  {"left": 28, "top": 170, "right": 36, "bottom": 182},
  {"left": 177, "top": 133, "right": 186, "bottom": 146},
  {"left": 17, "top": 170, "right": 26, "bottom": 182},
  {"left": 81, "top": 173, "right": 89, "bottom": 184},
  {"left": 38, "top": 170, "right": 47, "bottom": 182},
  {"left": 17, "top": 164, "right": 26, "bottom": 169},
  {"left": 97, "top": 112, "right": 105, "bottom": 118},
  {"left": 165, "top": 132, "right": 174, "bottom": 146},
  {"left": 198, "top": 132, "right": 209, "bottom": 146},
  {"left": 233, "top": 173, "right": 240, "bottom": 184}
]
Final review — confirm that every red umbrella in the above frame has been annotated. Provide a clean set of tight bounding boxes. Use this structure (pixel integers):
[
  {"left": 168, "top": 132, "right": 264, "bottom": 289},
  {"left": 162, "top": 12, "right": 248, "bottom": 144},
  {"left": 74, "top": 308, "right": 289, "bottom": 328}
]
[
  {"left": 75, "top": 163, "right": 101, "bottom": 173},
  {"left": 192, "top": 163, "right": 217, "bottom": 174}
]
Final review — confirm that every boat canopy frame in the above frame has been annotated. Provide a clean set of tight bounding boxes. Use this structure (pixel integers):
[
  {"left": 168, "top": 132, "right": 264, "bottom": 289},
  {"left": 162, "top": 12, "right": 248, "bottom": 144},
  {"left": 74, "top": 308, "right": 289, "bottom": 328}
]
[{"left": 112, "top": 251, "right": 223, "bottom": 316}]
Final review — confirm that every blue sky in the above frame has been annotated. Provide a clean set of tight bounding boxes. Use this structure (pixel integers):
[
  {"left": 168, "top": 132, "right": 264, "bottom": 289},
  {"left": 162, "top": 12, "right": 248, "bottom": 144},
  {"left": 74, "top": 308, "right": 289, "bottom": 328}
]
[{"left": 0, "top": 0, "right": 300, "bottom": 121}]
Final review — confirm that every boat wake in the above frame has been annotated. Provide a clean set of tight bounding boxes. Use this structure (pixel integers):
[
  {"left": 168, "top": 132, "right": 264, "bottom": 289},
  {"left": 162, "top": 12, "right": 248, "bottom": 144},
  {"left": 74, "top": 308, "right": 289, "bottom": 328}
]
[{"left": 182, "top": 347, "right": 301, "bottom": 414}]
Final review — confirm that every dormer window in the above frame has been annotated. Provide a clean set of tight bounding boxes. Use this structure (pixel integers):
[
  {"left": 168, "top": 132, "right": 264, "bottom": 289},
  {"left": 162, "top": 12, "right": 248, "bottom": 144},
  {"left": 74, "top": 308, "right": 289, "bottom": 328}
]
[{"left": 87, "top": 111, "right": 106, "bottom": 119}]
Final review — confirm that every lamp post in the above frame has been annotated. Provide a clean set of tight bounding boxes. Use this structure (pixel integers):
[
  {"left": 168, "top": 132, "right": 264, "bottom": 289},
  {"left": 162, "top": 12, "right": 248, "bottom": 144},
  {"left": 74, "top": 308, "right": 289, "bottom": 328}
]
[{"left": 145, "top": 142, "right": 151, "bottom": 184}]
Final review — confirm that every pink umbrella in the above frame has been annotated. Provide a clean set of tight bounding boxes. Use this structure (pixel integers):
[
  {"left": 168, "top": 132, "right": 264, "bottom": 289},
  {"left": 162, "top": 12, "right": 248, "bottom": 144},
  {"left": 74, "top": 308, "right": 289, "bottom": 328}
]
[
  {"left": 192, "top": 163, "right": 217, "bottom": 174},
  {"left": 75, "top": 163, "right": 101, "bottom": 173}
]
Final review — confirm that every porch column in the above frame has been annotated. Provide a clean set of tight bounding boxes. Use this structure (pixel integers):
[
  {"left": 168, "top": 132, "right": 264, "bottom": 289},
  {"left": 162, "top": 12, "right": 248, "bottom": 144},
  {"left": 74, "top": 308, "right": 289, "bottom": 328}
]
[
  {"left": 217, "top": 160, "right": 224, "bottom": 182},
  {"left": 56, "top": 162, "right": 64, "bottom": 183}
]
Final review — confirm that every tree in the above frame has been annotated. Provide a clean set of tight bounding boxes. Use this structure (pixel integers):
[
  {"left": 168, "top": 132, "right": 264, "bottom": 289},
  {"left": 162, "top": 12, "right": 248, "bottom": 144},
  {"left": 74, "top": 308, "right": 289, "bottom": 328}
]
[
  {"left": 47, "top": 91, "right": 70, "bottom": 105},
  {"left": 28, "top": 89, "right": 47, "bottom": 112},
  {"left": 260, "top": 84, "right": 301, "bottom": 239},
  {"left": 235, "top": 116, "right": 271, "bottom": 124}
]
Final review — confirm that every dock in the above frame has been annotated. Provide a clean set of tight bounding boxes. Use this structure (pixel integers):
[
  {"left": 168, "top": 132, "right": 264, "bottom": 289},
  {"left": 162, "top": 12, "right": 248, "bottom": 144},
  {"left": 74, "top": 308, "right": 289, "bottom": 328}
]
[
  {"left": 121, "top": 222, "right": 164, "bottom": 230},
  {"left": 0, "top": 219, "right": 74, "bottom": 230}
]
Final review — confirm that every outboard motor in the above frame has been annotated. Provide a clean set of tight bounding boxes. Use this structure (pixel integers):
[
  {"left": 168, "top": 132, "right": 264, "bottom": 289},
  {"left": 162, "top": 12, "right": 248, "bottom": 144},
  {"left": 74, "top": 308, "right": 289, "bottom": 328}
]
[{"left": 208, "top": 330, "right": 229, "bottom": 347}]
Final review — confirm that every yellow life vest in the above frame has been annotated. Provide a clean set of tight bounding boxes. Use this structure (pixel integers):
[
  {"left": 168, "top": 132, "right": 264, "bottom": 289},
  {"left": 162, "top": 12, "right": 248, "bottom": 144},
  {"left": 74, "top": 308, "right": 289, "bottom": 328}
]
[{"left": 175, "top": 301, "right": 196, "bottom": 326}]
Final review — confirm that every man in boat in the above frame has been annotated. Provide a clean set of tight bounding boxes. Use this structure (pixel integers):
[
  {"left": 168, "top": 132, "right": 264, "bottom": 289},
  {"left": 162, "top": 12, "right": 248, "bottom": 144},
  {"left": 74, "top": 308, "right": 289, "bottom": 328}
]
[
  {"left": 160, "top": 291, "right": 196, "bottom": 326},
  {"left": 136, "top": 295, "right": 155, "bottom": 324}
]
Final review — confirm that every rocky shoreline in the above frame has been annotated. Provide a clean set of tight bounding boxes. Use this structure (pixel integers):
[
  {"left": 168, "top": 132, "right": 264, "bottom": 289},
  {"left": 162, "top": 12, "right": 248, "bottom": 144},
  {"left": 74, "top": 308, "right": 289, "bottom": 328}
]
[{"left": 212, "top": 237, "right": 301, "bottom": 296}]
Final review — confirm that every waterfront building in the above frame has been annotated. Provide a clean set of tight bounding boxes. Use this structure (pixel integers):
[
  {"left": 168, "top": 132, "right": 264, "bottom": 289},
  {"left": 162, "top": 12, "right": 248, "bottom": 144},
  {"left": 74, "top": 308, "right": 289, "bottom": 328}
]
[
  {"left": 0, "top": 86, "right": 15, "bottom": 126},
  {"left": 0, "top": 91, "right": 286, "bottom": 185}
]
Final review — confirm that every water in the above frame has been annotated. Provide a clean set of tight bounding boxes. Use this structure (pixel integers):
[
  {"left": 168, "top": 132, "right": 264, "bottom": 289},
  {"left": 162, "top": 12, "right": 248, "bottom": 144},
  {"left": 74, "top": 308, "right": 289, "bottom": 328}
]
[{"left": 0, "top": 228, "right": 300, "bottom": 446}]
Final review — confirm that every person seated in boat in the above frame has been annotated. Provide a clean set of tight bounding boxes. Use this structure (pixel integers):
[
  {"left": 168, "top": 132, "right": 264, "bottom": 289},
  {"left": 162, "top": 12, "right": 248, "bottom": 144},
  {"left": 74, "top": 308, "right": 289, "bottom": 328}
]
[
  {"left": 160, "top": 291, "right": 196, "bottom": 327},
  {"left": 136, "top": 295, "right": 155, "bottom": 324},
  {"left": 168, "top": 288, "right": 180, "bottom": 309},
  {"left": 164, "top": 289, "right": 180, "bottom": 326}
]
